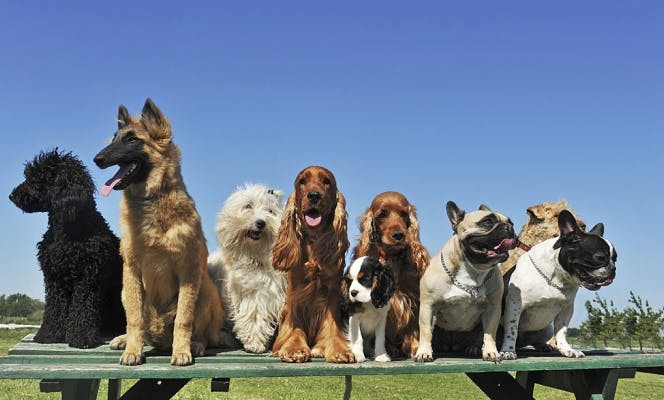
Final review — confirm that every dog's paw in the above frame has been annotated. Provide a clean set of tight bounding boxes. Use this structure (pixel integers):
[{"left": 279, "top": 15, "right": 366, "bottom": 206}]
[
  {"left": 559, "top": 348, "right": 585, "bottom": 358},
  {"left": 351, "top": 350, "right": 366, "bottom": 363},
  {"left": 171, "top": 350, "right": 194, "bottom": 366},
  {"left": 191, "top": 341, "right": 206, "bottom": 357},
  {"left": 483, "top": 350, "right": 502, "bottom": 363},
  {"left": 500, "top": 351, "right": 518, "bottom": 360},
  {"left": 281, "top": 348, "right": 311, "bottom": 363},
  {"left": 119, "top": 351, "right": 144, "bottom": 366},
  {"left": 109, "top": 334, "right": 127, "bottom": 350},
  {"left": 466, "top": 345, "right": 482, "bottom": 358},
  {"left": 414, "top": 350, "right": 434, "bottom": 363},
  {"left": 244, "top": 342, "right": 268, "bottom": 354},
  {"left": 374, "top": 353, "right": 391, "bottom": 362},
  {"left": 327, "top": 350, "right": 356, "bottom": 364},
  {"left": 534, "top": 343, "right": 557, "bottom": 353}
]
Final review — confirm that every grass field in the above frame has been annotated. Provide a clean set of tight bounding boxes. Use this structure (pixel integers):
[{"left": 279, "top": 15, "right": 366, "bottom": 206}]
[{"left": 1, "top": 329, "right": 663, "bottom": 399}]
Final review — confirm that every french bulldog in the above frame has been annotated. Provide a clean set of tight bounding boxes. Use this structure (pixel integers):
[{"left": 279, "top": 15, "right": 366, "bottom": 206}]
[
  {"left": 500, "top": 210, "right": 616, "bottom": 359},
  {"left": 414, "top": 201, "right": 517, "bottom": 362}
]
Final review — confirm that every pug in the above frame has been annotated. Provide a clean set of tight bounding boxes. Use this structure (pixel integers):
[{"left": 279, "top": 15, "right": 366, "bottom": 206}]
[
  {"left": 415, "top": 201, "right": 517, "bottom": 362},
  {"left": 500, "top": 210, "right": 616, "bottom": 359}
]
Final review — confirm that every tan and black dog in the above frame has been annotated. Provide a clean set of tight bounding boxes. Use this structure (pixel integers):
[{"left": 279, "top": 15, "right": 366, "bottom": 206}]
[
  {"left": 94, "top": 99, "right": 222, "bottom": 366},
  {"left": 415, "top": 201, "right": 517, "bottom": 363}
]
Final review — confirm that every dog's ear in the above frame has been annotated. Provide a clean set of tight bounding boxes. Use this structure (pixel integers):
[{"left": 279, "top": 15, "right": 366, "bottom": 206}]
[
  {"left": 405, "top": 204, "right": 430, "bottom": 274},
  {"left": 589, "top": 223, "right": 604, "bottom": 237},
  {"left": 117, "top": 105, "right": 132, "bottom": 129},
  {"left": 271, "top": 192, "right": 302, "bottom": 271},
  {"left": 141, "top": 98, "right": 172, "bottom": 141},
  {"left": 526, "top": 204, "right": 547, "bottom": 222},
  {"left": 479, "top": 204, "right": 492, "bottom": 211},
  {"left": 446, "top": 201, "right": 465, "bottom": 233},
  {"left": 554, "top": 209, "right": 582, "bottom": 249},
  {"left": 353, "top": 206, "right": 375, "bottom": 259},
  {"left": 332, "top": 190, "right": 350, "bottom": 263},
  {"left": 340, "top": 273, "right": 351, "bottom": 314},
  {"left": 371, "top": 261, "right": 395, "bottom": 309}
]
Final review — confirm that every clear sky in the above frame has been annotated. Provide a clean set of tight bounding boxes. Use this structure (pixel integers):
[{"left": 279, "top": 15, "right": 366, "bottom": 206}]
[{"left": 1, "top": 1, "right": 662, "bottom": 327}]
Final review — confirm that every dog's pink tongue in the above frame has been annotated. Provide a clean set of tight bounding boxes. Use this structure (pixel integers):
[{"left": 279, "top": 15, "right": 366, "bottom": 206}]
[
  {"left": 495, "top": 238, "right": 517, "bottom": 252},
  {"left": 100, "top": 165, "right": 131, "bottom": 197},
  {"left": 305, "top": 214, "right": 322, "bottom": 227}
]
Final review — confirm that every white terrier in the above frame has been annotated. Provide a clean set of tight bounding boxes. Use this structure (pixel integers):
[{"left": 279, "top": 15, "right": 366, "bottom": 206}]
[{"left": 208, "top": 183, "right": 285, "bottom": 353}]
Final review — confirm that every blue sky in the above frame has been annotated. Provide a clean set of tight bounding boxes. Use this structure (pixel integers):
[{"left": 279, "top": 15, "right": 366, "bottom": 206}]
[{"left": 1, "top": 1, "right": 662, "bottom": 327}]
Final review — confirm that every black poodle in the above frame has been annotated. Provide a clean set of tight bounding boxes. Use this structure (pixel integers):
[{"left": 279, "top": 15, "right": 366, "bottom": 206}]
[{"left": 9, "top": 149, "right": 125, "bottom": 348}]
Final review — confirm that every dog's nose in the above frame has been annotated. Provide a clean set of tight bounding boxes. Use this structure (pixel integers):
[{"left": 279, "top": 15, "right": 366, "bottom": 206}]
[
  {"left": 350, "top": 290, "right": 359, "bottom": 297},
  {"left": 307, "top": 191, "right": 321, "bottom": 204},
  {"left": 255, "top": 219, "right": 266, "bottom": 230},
  {"left": 392, "top": 231, "right": 405, "bottom": 241},
  {"left": 93, "top": 154, "right": 105, "bottom": 167}
]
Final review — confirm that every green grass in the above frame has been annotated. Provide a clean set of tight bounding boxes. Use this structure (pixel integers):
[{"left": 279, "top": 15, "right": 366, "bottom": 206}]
[{"left": 1, "top": 329, "right": 663, "bottom": 399}]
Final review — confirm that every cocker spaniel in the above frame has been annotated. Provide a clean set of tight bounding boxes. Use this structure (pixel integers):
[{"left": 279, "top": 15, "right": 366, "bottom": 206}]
[
  {"left": 352, "top": 191, "right": 430, "bottom": 357},
  {"left": 271, "top": 165, "right": 355, "bottom": 363}
]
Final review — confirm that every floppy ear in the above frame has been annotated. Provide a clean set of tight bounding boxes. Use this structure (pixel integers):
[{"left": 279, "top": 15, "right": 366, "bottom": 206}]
[
  {"left": 405, "top": 204, "right": 431, "bottom": 274},
  {"left": 332, "top": 190, "right": 350, "bottom": 263},
  {"left": 340, "top": 274, "right": 351, "bottom": 314},
  {"left": 371, "top": 263, "right": 395, "bottom": 309},
  {"left": 589, "top": 223, "right": 604, "bottom": 237},
  {"left": 117, "top": 105, "right": 132, "bottom": 129},
  {"left": 52, "top": 186, "right": 94, "bottom": 227},
  {"left": 271, "top": 192, "right": 302, "bottom": 271},
  {"left": 141, "top": 98, "right": 172, "bottom": 141},
  {"left": 526, "top": 204, "right": 546, "bottom": 222},
  {"left": 446, "top": 201, "right": 465, "bottom": 233},
  {"left": 353, "top": 206, "right": 375, "bottom": 259}
]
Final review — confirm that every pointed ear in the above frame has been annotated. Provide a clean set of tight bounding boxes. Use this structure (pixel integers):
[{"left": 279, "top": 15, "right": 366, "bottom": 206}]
[
  {"left": 118, "top": 105, "right": 132, "bottom": 129},
  {"left": 558, "top": 209, "right": 581, "bottom": 236},
  {"left": 141, "top": 98, "right": 171, "bottom": 140},
  {"left": 479, "top": 204, "right": 492, "bottom": 211},
  {"left": 589, "top": 223, "right": 605, "bottom": 237},
  {"left": 446, "top": 201, "right": 465, "bottom": 232}
]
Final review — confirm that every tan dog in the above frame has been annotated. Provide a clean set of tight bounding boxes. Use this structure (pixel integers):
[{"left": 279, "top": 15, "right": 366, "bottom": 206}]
[
  {"left": 94, "top": 99, "right": 222, "bottom": 366},
  {"left": 500, "top": 200, "right": 586, "bottom": 275},
  {"left": 415, "top": 201, "right": 517, "bottom": 363}
]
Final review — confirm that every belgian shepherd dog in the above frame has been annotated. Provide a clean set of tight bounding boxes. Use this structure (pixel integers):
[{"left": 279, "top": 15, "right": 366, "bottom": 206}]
[{"left": 94, "top": 98, "right": 222, "bottom": 366}]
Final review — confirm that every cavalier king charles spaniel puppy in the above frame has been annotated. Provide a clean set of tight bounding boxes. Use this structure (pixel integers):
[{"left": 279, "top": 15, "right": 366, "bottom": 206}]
[
  {"left": 342, "top": 256, "right": 396, "bottom": 362},
  {"left": 271, "top": 165, "right": 355, "bottom": 363},
  {"left": 352, "top": 191, "right": 430, "bottom": 357}
]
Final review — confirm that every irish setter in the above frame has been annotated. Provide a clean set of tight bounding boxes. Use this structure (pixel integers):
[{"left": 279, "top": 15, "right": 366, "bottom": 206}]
[
  {"left": 352, "top": 191, "right": 430, "bottom": 357},
  {"left": 271, "top": 166, "right": 355, "bottom": 363}
]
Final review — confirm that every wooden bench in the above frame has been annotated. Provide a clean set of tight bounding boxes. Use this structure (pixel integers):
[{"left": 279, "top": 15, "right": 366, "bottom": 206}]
[{"left": 1, "top": 334, "right": 663, "bottom": 399}]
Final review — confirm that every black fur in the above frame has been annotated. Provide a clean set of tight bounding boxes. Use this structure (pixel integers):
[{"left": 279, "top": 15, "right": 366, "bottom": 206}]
[
  {"left": 371, "top": 261, "right": 395, "bottom": 309},
  {"left": 9, "top": 149, "right": 125, "bottom": 348}
]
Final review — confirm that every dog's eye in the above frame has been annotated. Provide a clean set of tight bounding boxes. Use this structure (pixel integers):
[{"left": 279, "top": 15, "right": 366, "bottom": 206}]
[
  {"left": 480, "top": 215, "right": 497, "bottom": 228},
  {"left": 267, "top": 209, "right": 274, "bottom": 214},
  {"left": 299, "top": 178, "right": 306, "bottom": 186},
  {"left": 377, "top": 210, "right": 387, "bottom": 219},
  {"left": 244, "top": 203, "right": 253, "bottom": 210},
  {"left": 323, "top": 178, "right": 331, "bottom": 186}
]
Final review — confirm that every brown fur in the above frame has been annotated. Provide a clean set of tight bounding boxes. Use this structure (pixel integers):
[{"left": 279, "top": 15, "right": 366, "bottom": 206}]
[
  {"left": 352, "top": 191, "right": 430, "bottom": 357},
  {"left": 101, "top": 99, "right": 222, "bottom": 366},
  {"left": 501, "top": 200, "right": 586, "bottom": 275},
  {"left": 271, "top": 166, "right": 354, "bottom": 363}
]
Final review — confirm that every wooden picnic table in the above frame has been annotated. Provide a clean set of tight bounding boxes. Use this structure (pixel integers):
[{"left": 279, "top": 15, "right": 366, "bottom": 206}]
[{"left": 1, "top": 334, "right": 663, "bottom": 399}]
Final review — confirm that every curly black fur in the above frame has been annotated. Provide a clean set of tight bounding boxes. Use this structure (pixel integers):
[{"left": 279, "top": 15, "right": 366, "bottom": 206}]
[{"left": 9, "top": 149, "right": 125, "bottom": 348}]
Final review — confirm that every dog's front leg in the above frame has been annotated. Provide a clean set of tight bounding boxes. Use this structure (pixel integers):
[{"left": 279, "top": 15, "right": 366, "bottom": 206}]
[
  {"left": 317, "top": 307, "right": 356, "bottom": 363},
  {"left": 171, "top": 271, "right": 201, "bottom": 366},
  {"left": 413, "top": 296, "right": 434, "bottom": 362},
  {"left": 554, "top": 304, "right": 584, "bottom": 358},
  {"left": 480, "top": 301, "right": 502, "bottom": 362},
  {"left": 117, "top": 263, "right": 145, "bottom": 366},
  {"left": 373, "top": 313, "right": 391, "bottom": 362},
  {"left": 499, "top": 287, "right": 522, "bottom": 360},
  {"left": 348, "top": 315, "right": 365, "bottom": 362}
]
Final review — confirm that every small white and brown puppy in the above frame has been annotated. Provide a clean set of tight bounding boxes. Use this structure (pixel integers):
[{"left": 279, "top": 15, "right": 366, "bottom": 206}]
[
  {"left": 208, "top": 183, "right": 285, "bottom": 354},
  {"left": 500, "top": 210, "right": 616, "bottom": 359},
  {"left": 415, "top": 201, "right": 517, "bottom": 363},
  {"left": 341, "top": 256, "right": 396, "bottom": 362}
]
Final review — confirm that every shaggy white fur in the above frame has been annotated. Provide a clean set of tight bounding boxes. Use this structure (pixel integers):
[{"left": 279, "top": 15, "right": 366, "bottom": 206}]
[{"left": 208, "top": 183, "right": 286, "bottom": 353}]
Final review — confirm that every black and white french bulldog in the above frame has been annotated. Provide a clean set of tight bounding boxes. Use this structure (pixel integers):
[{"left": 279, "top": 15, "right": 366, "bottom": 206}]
[
  {"left": 415, "top": 201, "right": 517, "bottom": 362},
  {"left": 500, "top": 210, "right": 617, "bottom": 359}
]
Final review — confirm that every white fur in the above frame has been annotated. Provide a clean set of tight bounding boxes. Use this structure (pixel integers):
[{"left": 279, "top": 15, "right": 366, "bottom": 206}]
[
  {"left": 500, "top": 237, "right": 586, "bottom": 360},
  {"left": 207, "top": 183, "right": 286, "bottom": 354},
  {"left": 346, "top": 257, "right": 391, "bottom": 362}
]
